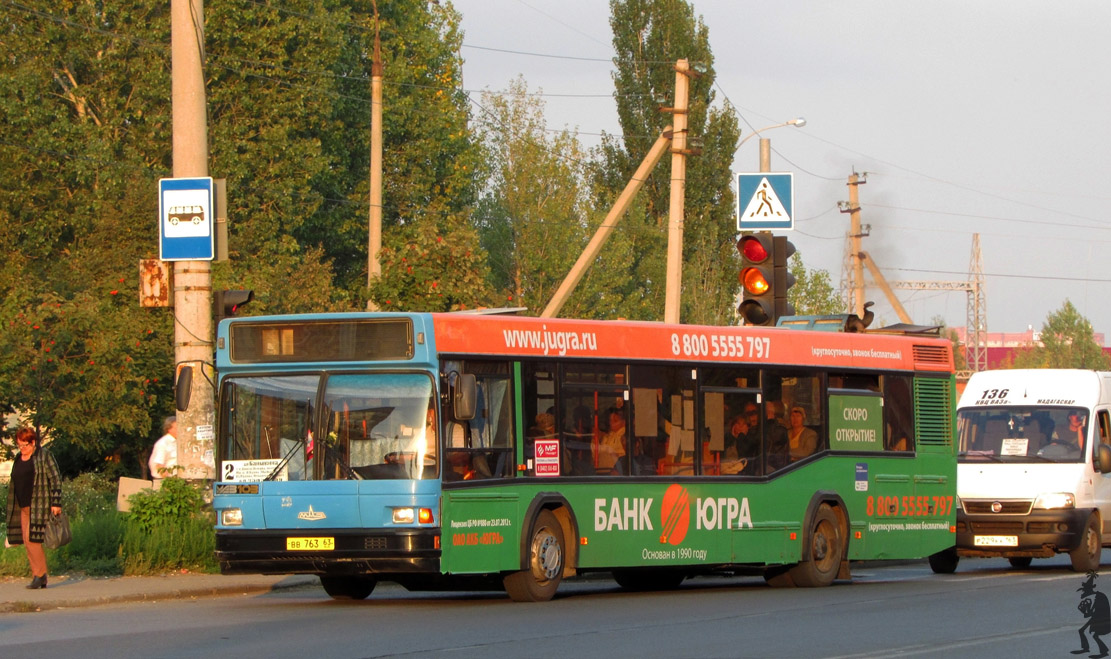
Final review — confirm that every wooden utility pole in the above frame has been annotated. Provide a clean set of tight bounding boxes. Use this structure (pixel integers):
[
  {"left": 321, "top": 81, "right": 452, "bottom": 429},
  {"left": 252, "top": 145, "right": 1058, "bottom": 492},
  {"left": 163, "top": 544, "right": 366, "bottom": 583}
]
[
  {"left": 171, "top": 0, "right": 215, "bottom": 479},
  {"left": 663, "top": 59, "right": 690, "bottom": 324},
  {"left": 366, "top": 0, "right": 383, "bottom": 309},
  {"left": 540, "top": 131, "right": 672, "bottom": 318}
]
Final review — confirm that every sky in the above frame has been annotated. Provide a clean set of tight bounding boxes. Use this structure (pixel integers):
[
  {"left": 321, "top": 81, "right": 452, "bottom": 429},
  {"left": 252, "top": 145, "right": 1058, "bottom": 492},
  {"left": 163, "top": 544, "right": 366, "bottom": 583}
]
[{"left": 449, "top": 0, "right": 1111, "bottom": 339}]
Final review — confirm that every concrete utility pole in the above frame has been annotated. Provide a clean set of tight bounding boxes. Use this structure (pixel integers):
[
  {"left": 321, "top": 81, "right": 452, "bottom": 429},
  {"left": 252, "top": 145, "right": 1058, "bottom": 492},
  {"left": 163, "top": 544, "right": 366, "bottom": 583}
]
[
  {"left": 171, "top": 0, "right": 215, "bottom": 479},
  {"left": 663, "top": 59, "right": 691, "bottom": 324},
  {"left": 839, "top": 172, "right": 867, "bottom": 318},
  {"left": 366, "top": 0, "right": 383, "bottom": 309}
]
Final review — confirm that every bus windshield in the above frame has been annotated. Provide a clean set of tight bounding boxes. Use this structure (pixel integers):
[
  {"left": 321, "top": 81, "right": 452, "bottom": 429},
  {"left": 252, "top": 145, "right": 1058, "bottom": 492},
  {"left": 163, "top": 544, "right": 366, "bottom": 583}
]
[
  {"left": 957, "top": 406, "right": 1089, "bottom": 464},
  {"left": 222, "top": 372, "right": 437, "bottom": 480}
]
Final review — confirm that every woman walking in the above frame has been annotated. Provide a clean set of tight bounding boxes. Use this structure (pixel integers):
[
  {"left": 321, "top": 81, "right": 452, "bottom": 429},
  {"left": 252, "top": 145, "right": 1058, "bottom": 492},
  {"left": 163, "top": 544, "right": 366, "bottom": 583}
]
[{"left": 5, "top": 427, "right": 63, "bottom": 589}]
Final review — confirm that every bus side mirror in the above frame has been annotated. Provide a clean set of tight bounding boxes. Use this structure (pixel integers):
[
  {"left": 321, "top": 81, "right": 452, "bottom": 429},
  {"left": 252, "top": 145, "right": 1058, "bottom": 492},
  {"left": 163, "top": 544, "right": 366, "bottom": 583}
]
[
  {"left": 1096, "top": 444, "right": 1111, "bottom": 474},
  {"left": 453, "top": 373, "right": 477, "bottom": 421},
  {"left": 175, "top": 365, "right": 193, "bottom": 412}
]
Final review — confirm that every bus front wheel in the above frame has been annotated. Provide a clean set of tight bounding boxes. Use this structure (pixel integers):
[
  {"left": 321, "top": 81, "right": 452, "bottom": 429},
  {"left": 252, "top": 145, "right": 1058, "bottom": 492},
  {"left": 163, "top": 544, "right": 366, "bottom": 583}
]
[
  {"left": 789, "top": 504, "right": 843, "bottom": 588},
  {"left": 320, "top": 575, "right": 376, "bottom": 600},
  {"left": 504, "top": 509, "right": 564, "bottom": 602}
]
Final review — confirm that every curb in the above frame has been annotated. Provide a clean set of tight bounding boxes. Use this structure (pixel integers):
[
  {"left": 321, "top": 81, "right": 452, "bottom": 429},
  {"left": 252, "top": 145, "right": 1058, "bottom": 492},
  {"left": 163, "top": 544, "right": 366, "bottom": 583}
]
[{"left": 0, "top": 575, "right": 318, "bottom": 614}]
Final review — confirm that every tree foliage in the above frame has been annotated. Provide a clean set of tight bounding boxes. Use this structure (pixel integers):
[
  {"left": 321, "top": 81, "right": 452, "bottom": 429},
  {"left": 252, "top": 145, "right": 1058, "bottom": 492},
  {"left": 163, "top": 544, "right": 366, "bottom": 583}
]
[
  {"left": 1006, "top": 300, "right": 1111, "bottom": 370},
  {"left": 0, "top": 0, "right": 485, "bottom": 465},
  {"left": 474, "top": 78, "right": 601, "bottom": 314},
  {"left": 787, "top": 253, "right": 841, "bottom": 316},
  {"left": 585, "top": 0, "right": 740, "bottom": 324}
]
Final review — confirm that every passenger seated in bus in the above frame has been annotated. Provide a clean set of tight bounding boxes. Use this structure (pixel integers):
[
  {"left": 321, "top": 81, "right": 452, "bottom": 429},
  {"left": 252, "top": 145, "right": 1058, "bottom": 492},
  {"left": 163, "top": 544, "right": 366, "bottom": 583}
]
[
  {"left": 593, "top": 407, "right": 627, "bottom": 474},
  {"left": 723, "top": 414, "right": 749, "bottom": 460},
  {"left": 614, "top": 437, "right": 656, "bottom": 475},
  {"left": 529, "top": 412, "right": 557, "bottom": 439},
  {"left": 765, "top": 401, "right": 790, "bottom": 471},
  {"left": 787, "top": 406, "right": 818, "bottom": 462}
]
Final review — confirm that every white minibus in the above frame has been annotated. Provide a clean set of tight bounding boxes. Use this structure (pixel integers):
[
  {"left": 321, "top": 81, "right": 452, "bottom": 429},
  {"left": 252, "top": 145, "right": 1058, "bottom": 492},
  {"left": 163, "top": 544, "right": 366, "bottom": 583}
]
[{"left": 937, "top": 369, "right": 1111, "bottom": 573}]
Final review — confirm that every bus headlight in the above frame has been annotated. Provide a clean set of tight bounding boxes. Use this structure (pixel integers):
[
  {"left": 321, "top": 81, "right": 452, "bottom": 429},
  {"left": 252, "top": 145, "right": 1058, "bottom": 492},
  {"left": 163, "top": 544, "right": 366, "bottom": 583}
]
[
  {"left": 1033, "top": 492, "right": 1075, "bottom": 510},
  {"left": 221, "top": 508, "right": 243, "bottom": 526},
  {"left": 392, "top": 507, "right": 435, "bottom": 524}
]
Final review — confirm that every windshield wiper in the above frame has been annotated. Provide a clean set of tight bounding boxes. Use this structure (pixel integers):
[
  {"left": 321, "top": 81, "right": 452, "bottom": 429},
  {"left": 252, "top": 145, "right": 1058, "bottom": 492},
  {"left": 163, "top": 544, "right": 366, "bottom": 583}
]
[{"left": 264, "top": 425, "right": 303, "bottom": 481}]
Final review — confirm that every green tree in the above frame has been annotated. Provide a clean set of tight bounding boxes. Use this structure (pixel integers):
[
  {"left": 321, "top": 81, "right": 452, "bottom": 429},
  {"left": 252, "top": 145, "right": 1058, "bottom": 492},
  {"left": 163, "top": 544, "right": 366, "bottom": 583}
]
[
  {"left": 1007, "top": 300, "right": 1110, "bottom": 369},
  {"left": 585, "top": 0, "right": 740, "bottom": 324},
  {"left": 0, "top": 0, "right": 490, "bottom": 465},
  {"left": 787, "top": 253, "right": 841, "bottom": 316},
  {"left": 0, "top": 1, "right": 175, "bottom": 462},
  {"left": 475, "top": 78, "right": 605, "bottom": 314}
]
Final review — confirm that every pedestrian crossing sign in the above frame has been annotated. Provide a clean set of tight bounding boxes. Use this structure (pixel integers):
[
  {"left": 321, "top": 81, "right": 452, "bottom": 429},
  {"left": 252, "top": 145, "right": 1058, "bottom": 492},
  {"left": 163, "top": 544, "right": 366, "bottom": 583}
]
[{"left": 736, "top": 173, "right": 793, "bottom": 230}]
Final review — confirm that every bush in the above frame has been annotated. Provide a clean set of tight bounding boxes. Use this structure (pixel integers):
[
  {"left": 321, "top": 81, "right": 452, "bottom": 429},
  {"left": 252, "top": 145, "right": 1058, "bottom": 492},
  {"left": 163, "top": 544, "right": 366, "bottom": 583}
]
[
  {"left": 122, "top": 476, "right": 217, "bottom": 574},
  {"left": 126, "top": 477, "right": 206, "bottom": 532},
  {"left": 63, "top": 471, "right": 117, "bottom": 519},
  {"left": 121, "top": 511, "right": 217, "bottom": 574},
  {"left": 53, "top": 509, "right": 125, "bottom": 575},
  {"left": 1, "top": 474, "right": 219, "bottom": 577}
]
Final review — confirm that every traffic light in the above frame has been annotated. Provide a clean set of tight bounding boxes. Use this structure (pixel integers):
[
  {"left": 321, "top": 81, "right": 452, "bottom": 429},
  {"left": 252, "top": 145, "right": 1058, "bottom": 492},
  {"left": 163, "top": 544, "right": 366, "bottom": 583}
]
[
  {"left": 214, "top": 289, "right": 254, "bottom": 326},
  {"left": 773, "top": 235, "right": 797, "bottom": 321},
  {"left": 737, "top": 232, "right": 775, "bottom": 325}
]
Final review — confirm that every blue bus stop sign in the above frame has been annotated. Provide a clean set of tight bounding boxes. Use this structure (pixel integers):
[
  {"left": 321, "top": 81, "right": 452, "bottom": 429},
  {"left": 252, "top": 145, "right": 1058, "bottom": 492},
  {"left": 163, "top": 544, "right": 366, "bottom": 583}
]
[
  {"left": 736, "top": 172, "right": 794, "bottom": 231},
  {"left": 159, "top": 177, "right": 214, "bottom": 261}
]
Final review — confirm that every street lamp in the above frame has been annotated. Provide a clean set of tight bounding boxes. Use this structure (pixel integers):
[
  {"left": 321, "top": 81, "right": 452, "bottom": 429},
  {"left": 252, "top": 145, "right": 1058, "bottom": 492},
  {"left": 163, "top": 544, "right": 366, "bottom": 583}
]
[
  {"left": 737, "top": 117, "right": 806, "bottom": 149},
  {"left": 737, "top": 117, "right": 805, "bottom": 173}
]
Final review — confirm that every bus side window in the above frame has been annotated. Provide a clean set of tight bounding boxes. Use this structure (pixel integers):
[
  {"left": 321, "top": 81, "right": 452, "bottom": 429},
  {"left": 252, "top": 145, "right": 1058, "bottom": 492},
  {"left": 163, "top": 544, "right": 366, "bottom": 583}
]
[
  {"left": 1099, "top": 411, "right": 1111, "bottom": 449},
  {"left": 884, "top": 375, "right": 915, "bottom": 452}
]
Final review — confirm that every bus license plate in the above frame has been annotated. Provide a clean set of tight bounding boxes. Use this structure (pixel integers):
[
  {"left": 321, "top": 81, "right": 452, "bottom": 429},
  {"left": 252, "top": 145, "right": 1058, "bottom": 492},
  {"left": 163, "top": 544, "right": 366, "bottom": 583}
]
[
  {"left": 973, "top": 535, "right": 1018, "bottom": 547},
  {"left": 287, "top": 537, "right": 334, "bottom": 551}
]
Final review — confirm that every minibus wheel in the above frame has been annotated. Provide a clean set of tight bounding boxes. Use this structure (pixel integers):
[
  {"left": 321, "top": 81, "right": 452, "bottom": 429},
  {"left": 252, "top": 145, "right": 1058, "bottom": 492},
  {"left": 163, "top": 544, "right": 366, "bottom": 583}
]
[{"left": 1070, "top": 513, "right": 1101, "bottom": 572}]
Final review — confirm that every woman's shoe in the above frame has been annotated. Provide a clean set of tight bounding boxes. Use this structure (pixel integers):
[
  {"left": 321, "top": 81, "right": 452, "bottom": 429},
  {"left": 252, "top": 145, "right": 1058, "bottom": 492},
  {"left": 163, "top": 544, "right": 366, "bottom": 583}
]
[{"left": 25, "top": 575, "right": 45, "bottom": 589}]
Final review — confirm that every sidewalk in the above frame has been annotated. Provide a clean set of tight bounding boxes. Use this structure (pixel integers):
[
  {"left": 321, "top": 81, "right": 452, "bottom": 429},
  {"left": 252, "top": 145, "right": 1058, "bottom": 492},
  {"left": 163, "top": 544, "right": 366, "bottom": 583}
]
[{"left": 0, "top": 572, "right": 319, "bottom": 613}]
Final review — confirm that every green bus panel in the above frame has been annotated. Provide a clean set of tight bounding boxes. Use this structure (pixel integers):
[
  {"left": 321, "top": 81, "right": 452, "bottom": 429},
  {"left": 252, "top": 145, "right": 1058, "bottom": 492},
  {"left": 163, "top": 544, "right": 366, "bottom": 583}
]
[{"left": 440, "top": 453, "right": 954, "bottom": 574}]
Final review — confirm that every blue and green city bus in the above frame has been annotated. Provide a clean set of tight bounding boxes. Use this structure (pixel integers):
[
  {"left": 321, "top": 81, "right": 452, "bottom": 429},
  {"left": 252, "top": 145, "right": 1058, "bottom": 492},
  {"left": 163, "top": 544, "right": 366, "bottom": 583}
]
[{"left": 208, "top": 311, "right": 956, "bottom": 601}]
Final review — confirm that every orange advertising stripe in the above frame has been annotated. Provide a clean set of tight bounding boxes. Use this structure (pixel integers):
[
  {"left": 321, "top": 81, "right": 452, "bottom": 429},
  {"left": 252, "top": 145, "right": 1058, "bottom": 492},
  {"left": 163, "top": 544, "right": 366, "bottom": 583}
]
[{"left": 430, "top": 314, "right": 952, "bottom": 372}]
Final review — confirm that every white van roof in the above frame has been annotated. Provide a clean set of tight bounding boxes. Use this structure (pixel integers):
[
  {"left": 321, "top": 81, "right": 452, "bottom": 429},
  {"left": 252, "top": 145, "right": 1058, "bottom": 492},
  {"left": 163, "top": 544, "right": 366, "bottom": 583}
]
[{"left": 958, "top": 369, "right": 1111, "bottom": 410}]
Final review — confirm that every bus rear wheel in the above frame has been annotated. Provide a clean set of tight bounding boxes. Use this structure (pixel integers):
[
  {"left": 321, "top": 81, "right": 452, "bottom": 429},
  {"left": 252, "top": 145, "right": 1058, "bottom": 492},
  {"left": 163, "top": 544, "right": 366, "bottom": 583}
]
[
  {"left": 320, "top": 575, "right": 377, "bottom": 600},
  {"left": 1070, "top": 513, "right": 1101, "bottom": 572},
  {"left": 789, "top": 504, "right": 843, "bottom": 588},
  {"left": 928, "top": 547, "right": 959, "bottom": 574},
  {"left": 612, "top": 568, "right": 685, "bottom": 592},
  {"left": 504, "top": 510, "right": 564, "bottom": 602}
]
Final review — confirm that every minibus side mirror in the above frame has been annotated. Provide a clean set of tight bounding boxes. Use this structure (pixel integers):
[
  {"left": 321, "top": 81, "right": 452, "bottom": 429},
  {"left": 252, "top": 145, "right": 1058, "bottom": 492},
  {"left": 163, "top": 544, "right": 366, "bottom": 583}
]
[
  {"left": 452, "top": 373, "right": 477, "bottom": 421},
  {"left": 1095, "top": 444, "right": 1111, "bottom": 474}
]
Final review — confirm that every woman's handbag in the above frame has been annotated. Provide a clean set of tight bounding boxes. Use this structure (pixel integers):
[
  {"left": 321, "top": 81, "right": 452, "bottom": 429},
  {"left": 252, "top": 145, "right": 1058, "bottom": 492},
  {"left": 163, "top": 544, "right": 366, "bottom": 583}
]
[{"left": 44, "top": 511, "right": 72, "bottom": 549}]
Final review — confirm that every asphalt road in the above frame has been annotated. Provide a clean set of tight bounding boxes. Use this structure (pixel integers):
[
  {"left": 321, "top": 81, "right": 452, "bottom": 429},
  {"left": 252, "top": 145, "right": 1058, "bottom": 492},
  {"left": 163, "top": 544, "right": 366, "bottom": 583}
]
[{"left": 0, "top": 555, "right": 1103, "bottom": 659}]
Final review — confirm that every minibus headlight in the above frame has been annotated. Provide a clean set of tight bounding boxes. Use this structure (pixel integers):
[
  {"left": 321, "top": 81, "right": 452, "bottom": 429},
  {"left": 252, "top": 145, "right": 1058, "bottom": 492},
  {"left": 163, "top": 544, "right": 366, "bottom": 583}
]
[
  {"left": 1033, "top": 492, "right": 1075, "bottom": 510},
  {"left": 221, "top": 508, "right": 243, "bottom": 526}
]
